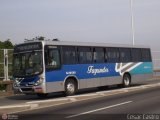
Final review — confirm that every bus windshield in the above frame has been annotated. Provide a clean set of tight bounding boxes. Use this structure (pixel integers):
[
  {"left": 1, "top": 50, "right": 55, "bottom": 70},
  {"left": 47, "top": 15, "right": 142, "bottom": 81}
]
[{"left": 13, "top": 51, "right": 43, "bottom": 77}]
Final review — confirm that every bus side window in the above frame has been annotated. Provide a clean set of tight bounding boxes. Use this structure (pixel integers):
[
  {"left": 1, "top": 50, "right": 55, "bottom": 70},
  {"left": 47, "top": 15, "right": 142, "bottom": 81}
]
[
  {"left": 45, "top": 48, "right": 61, "bottom": 70},
  {"left": 62, "top": 46, "right": 76, "bottom": 64},
  {"left": 78, "top": 47, "right": 92, "bottom": 64},
  {"left": 106, "top": 47, "right": 119, "bottom": 63},
  {"left": 93, "top": 48, "right": 105, "bottom": 63},
  {"left": 131, "top": 48, "right": 142, "bottom": 62},
  {"left": 119, "top": 48, "right": 131, "bottom": 63},
  {"left": 141, "top": 48, "right": 152, "bottom": 62}
]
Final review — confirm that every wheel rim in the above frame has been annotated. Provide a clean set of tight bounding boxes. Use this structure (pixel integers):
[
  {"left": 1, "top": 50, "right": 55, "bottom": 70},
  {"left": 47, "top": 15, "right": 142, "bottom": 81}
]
[
  {"left": 124, "top": 76, "right": 130, "bottom": 86},
  {"left": 67, "top": 83, "right": 75, "bottom": 93}
]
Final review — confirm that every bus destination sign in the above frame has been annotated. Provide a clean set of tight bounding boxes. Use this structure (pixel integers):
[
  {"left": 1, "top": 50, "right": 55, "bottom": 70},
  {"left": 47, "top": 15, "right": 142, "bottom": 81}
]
[{"left": 14, "top": 42, "right": 42, "bottom": 52}]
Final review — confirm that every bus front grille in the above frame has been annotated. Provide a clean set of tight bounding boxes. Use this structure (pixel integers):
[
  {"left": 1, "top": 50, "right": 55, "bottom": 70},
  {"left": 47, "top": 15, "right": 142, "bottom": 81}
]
[{"left": 20, "top": 88, "right": 33, "bottom": 92}]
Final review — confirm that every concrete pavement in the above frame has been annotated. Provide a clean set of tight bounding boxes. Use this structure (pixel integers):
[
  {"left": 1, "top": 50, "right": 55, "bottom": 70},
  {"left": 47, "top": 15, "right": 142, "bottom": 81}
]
[{"left": 0, "top": 79, "right": 160, "bottom": 115}]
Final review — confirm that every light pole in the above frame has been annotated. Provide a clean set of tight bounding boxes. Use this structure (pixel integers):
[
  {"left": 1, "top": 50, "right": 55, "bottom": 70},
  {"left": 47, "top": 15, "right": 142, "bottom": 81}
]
[{"left": 130, "top": 0, "right": 135, "bottom": 45}]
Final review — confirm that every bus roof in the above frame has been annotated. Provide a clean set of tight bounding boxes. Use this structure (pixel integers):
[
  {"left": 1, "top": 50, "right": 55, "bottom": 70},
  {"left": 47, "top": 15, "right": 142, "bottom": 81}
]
[
  {"left": 22, "top": 40, "right": 150, "bottom": 49},
  {"left": 42, "top": 40, "right": 150, "bottom": 49}
]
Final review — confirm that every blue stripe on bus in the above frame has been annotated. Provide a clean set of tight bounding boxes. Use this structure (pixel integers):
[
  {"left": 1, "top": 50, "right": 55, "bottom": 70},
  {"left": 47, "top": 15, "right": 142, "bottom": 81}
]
[
  {"left": 45, "top": 63, "right": 119, "bottom": 82},
  {"left": 45, "top": 62, "right": 153, "bottom": 82},
  {"left": 20, "top": 76, "right": 39, "bottom": 84}
]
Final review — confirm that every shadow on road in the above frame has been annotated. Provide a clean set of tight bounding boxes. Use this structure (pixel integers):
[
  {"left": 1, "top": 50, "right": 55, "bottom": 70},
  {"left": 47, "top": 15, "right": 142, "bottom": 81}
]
[{"left": 5, "top": 84, "right": 144, "bottom": 101}]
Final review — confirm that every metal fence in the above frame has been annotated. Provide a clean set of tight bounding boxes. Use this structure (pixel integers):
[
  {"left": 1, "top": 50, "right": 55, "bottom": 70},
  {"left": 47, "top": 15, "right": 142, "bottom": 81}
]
[
  {"left": 152, "top": 51, "right": 160, "bottom": 70},
  {"left": 0, "top": 49, "right": 13, "bottom": 81}
]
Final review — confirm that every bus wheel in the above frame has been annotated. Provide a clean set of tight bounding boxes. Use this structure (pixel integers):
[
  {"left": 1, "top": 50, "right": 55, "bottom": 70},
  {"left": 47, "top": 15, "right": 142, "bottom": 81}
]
[
  {"left": 65, "top": 79, "right": 77, "bottom": 96},
  {"left": 123, "top": 74, "right": 131, "bottom": 87},
  {"left": 37, "top": 93, "right": 48, "bottom": 98}
]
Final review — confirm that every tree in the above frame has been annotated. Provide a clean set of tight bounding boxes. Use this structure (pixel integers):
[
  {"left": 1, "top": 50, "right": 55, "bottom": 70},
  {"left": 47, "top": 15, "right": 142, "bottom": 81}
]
[
  {"left": 25, "top": 36, "right": 59, "bottom": 42},
  {"left": 37, "top": 36, "right": 45, "bottom": 41},
  {"left": 3, "top": 39, "right": 14, "bottom": 49},
  {"left": 0, "top": 39, "right": 14, "bottom": 49},
  {"left": 33, "top": 36, "right": 45, "bottom": 41}
]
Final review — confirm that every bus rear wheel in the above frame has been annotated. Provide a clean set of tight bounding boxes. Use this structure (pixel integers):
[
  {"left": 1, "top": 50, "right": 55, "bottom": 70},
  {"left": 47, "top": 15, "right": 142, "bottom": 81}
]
[
  {"left": 122, "top": 74, "right": 131, "bottom": 87},
  {"left": 65, "top": 79, "right": 77, "bottom": 96}
]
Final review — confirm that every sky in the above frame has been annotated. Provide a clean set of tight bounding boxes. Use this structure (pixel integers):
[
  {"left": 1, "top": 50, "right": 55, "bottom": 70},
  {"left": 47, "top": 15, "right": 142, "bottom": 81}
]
[{"left": 0, "top": 0, "right": 160, "bottom": 50}]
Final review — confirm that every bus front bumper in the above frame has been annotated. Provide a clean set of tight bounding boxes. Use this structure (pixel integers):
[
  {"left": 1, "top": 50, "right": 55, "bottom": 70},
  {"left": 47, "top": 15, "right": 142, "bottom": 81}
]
[{"left": 13, "top": 86, "right": 44, "bottom": 94}]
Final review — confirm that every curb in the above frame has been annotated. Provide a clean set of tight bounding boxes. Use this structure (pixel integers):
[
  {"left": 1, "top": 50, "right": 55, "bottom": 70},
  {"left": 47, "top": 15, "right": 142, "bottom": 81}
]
[
  {"left": 0, "top": 82, "right": 160, "bottom": 114},
  {"left": 0, "top": 104, "right": 30, "bottom": 114}
]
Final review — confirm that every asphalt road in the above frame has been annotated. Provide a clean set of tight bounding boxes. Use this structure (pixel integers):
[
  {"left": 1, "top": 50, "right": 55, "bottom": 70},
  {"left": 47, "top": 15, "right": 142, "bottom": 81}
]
[
  {"left": 7, "top": 81, "right": 160, "bottom": 120},
  {"left": 0, "top": 79, "right": 160, "bottom": 107}
]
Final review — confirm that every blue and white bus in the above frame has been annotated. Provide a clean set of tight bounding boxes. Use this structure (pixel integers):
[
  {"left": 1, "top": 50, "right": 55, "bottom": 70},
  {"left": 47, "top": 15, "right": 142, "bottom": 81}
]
[{"left": 13, "top": 40, "right": 153, "bottom": 97}]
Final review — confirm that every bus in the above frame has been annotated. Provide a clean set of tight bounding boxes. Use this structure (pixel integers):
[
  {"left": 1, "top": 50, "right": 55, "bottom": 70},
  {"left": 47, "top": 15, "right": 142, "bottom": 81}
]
[{"left": 13, "top": 40, "right": 153, "bottom": 97}]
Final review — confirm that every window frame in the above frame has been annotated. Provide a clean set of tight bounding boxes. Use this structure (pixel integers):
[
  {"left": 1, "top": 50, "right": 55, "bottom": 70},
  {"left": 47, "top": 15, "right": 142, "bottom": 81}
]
[
  {"left": 141, "top": 48, "right": 152, "bottom": 62},
  {"left": 61, "top": 46, "right": 77, "bottom": 65},
  {"left": 119, "top": 48, "right": 132, "bottom": 63},
  {"left": 44, "top": 45, "right": 61, "bottom": 71},
  {"left": 106, "top": 47, "right": 120, "bottom": 63},
  {"left": 93, "top": 47, "right": 105, "bottom": 63},
  {"left": 77, "top": 46, "right": 93, "bottom": 64},
  {"left": 131, "top": 48, "right": 142, "bottom": 62}
]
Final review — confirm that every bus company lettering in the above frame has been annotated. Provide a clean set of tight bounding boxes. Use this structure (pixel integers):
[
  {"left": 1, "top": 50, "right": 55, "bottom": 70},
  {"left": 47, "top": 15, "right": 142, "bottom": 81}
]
[{"left": 87, "top": 66, "right": 109, "bottom": 75}]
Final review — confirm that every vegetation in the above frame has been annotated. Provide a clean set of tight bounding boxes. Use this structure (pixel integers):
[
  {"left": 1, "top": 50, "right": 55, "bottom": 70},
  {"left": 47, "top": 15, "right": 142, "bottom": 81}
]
[
  {"left": 0, "top": 84, "right": 6, "bottom": 91},
  {"left": 0, "top": 39, "right": 14, "bottom": 90},
  {"left": 25, "top": 36, "right": 45, "bottom": 42},
  {"left": 25, "top": 36, "right": 59, "bottom": 42},
  {"left": 0, "top": 39, "right": 14, "bottom": 49}
]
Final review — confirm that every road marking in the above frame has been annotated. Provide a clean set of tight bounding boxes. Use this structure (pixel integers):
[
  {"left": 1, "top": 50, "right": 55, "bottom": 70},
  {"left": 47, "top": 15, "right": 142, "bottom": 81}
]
[
  {"left": 69, "top": 98, "right": 77, "bottom": 102},
  {"left": 26, "top": 98, "right": 68, "bottom": 104},
  {"left": 122, "top": 89, "right": 129, "bottom": 92},
  {"left": 66, "top": 101, "right": 132, "bottom": 118},
  {"left": 0, "top": 105, "right": 30, "bottom": 109},
  {"left": 2, "top": 82, "right": 160, "bottom": 114},
  {"left": 30, "top": 104, "right": 39, "bottom": 109},
  {"left": 68, "top": 93, "right": 97, "bottom": 98},
  {"left": 97, "top": 93, "right": 105, "bottom": 96}
]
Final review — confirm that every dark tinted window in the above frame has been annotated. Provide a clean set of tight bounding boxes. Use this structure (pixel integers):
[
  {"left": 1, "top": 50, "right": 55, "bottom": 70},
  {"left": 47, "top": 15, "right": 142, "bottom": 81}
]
[
  {"left": 78, "top": 47, "right": 92, "bottom": 64},
  {"left": 93, "top": 48, "right": 105, "bottom": 63},
  {"left": 119, "top": 48, "right": 131, "bottom": 62},
  {"left": 106, "top": 47, "right": 119, "bottom": 63},
  {"left": 62, "top": 46, "right": 76, "bottom": 64},
  {"left": 131, "top": 48, "right": 142, "bottom": 62},
  {"left": 141, "top": 48, "right": 152, "bottom": 62}
]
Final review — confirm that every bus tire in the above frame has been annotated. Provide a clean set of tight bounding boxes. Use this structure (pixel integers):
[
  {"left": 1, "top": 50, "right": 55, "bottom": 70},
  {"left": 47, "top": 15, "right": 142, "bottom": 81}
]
[
  {"left": 37, "top": 93, "right": 48, "bottom": 98},
  {"left": 65, "top": 79, "right": 77, "bottom": 96},
  {"left": 122, "top": 74, "right": 131, "bottom": 87}
]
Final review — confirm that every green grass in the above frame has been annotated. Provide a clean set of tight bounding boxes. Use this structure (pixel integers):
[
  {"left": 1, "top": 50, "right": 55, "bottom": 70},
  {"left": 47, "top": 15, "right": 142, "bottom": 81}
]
[{"left": 0, "top": 50, "right": 4, "bottom": 63}]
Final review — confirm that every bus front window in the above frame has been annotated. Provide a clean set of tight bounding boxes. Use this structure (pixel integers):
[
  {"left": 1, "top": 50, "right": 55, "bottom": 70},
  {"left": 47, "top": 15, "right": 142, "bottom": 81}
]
[
  {"left": 13, "top": 51, "right": 43, "bottom": 77},
  {"left": 45, "top": 48, "right": 61, "bottom": 70}
]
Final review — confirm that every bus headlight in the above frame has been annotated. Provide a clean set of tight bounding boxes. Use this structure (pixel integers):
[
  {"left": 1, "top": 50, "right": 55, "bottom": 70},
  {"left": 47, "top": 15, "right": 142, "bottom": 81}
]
[{"left": 34, "top": 77, "right": 44, "bottom": 86}]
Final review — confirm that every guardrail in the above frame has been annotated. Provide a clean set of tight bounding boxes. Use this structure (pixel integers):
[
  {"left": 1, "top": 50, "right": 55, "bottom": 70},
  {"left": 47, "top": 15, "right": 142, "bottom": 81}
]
[
  {"left": 0, "top": 81, "right": 13, "bottom": 97},
  {"left": 153, "top": 69, "right": 160, "bottom": 77},
  {"left": 0, "top": 81, "right": 13, "bottom": 92},
  {"left": 152, "top": 51, "right": 160, "bottom": 70},
  {"left": 0, "top": 49, "right": 14, "bottom": 96},
  {"left": 0, "top": 49, "right": 13, "bottom": 81}
]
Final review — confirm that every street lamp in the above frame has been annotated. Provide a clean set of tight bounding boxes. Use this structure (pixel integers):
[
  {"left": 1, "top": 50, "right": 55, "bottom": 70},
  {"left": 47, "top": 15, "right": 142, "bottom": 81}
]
[{"left": 130, "top": 0, "right": 135, "bottom": 46}]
